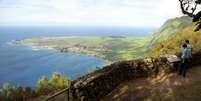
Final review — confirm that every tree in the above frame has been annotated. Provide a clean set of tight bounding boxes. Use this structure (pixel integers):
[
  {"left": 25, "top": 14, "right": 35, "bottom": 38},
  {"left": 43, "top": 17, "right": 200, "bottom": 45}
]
[
  {"left": 36, "top": 73, "right": 70, "bottom": 95},
  {"left": 49, "top": 72, "right": 70, "bottom": 89},
  {"left": 179, "top": 0, "right": 201, "bottom": 31},
  {"left": 36, "top": 76, "right": 51, "bottom": 94}
]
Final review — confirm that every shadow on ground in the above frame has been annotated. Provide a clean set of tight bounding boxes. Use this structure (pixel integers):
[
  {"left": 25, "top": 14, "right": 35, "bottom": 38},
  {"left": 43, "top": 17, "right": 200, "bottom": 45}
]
[{"left": 102, "top": 66, "right": 201, "bottom": 101}]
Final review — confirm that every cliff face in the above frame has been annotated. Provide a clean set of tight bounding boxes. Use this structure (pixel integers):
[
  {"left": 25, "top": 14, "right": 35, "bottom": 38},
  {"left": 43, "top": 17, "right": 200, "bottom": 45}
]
[{"left": 58, "top": 52, "right": 201, "bottom": 101}]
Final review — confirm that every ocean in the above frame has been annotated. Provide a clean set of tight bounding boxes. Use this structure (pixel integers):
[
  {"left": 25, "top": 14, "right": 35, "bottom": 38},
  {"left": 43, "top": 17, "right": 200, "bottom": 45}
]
[{"left": 0, "top": 26, "right": 155, "bottom": 87}]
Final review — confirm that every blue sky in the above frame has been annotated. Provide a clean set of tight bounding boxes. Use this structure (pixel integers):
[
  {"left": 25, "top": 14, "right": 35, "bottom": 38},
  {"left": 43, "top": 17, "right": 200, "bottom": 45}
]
[{"left": 0, "top": 0, "right": 183, "bottom": 27}]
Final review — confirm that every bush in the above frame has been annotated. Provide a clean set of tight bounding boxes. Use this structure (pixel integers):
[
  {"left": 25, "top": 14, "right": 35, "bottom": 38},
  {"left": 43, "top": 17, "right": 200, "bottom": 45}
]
[
  {"left": 0, "top": 72, "right": 70, "bottom": 101},
  {"left": 36, "top": 72, "right": 70, "bottom": 95}
]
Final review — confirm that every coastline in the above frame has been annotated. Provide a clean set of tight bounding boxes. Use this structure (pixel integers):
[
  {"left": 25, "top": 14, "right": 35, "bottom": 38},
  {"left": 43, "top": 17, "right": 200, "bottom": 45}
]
[
  {"left": 14, "top": 36, "right": 149, "bottom": 63},
  {"left": 14, "top": 39, "right": 112, "bottom": 65}
]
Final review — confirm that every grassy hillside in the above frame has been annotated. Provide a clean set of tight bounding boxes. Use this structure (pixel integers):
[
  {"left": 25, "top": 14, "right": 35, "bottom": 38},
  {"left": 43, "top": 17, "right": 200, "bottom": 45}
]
[
  {"left": 18, "top": 36, "right": 150, "bottom": 62},
  {"left": 149, "top": 25, "right": 201, "bottom": 57},
  {"left": 146, "top": 16, "right": 201, "bottom": 57},
  {"left": 149, "top": 16, "right": 193, "bottom": 46}
]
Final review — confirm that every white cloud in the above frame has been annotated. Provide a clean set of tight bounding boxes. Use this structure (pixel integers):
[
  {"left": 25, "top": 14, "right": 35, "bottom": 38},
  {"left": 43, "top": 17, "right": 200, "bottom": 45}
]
[{"left": 0, "top": 0, "right": 183, "bottom": 27}]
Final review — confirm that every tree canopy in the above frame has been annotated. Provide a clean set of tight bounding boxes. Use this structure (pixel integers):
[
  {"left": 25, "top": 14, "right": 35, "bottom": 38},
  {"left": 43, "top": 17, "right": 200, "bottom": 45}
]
[{"left": 179, "top": 0, "right": 201, "bottom": 31}]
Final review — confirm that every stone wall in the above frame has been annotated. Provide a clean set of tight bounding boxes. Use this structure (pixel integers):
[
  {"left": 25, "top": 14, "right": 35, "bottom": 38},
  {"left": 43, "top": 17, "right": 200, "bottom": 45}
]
[{"left": 67, "top": 51, "right": 201, "bottom": 101}]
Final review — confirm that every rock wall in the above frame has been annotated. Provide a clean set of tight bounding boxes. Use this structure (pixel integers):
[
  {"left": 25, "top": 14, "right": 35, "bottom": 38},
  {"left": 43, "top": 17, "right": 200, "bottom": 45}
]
[{"left": 67, "top": 51, "right": 201, "bottom": 101}]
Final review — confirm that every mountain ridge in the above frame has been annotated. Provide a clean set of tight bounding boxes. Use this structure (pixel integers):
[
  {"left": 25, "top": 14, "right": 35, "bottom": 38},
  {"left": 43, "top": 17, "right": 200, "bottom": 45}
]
[{"left": 149, "top": 16, "right": 193, "bottom": 46}]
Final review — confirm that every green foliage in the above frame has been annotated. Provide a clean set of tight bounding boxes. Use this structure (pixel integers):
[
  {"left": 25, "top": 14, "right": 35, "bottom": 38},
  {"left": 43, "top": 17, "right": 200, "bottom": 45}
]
[
  {"left": 147, "top": 16, "right": 201, "bottom": 57},
  {"left": 37, "top": 76, "right": 51, "bottom": 95},
  {"left": 150, "top": 25, "right": 201, "bottom": 57},
  {"left": 0, "top": 84, "right": 37, "bottom": 101},
  {"left": 0, "top": 72, "right": 70, "bottom": 101},
  {"left": 37, "top": 72, "right": 70, "bottom": 95},
  {"left": 49, "top": 72, "right": 70, "bottom": 89}
]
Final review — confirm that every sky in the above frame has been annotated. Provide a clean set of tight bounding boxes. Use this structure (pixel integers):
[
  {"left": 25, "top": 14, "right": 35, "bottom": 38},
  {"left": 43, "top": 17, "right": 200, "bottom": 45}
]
[{"left": 0, "top": 0, "right": 184, "bottom": 27}]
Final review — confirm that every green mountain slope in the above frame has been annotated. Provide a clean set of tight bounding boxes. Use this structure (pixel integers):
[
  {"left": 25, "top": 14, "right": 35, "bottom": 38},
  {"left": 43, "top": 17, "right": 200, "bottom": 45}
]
[
  {"left": 150, "top": 24, "right": 201, "bottom": 57},
  {"left": 149, "top": 16, "right": 193, "bottom": 46}
]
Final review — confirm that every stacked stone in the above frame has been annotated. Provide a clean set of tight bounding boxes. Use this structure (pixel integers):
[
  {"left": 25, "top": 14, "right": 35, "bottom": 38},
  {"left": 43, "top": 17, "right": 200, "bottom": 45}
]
[{"left": 66, "top": 52, "right": 201, "bottom": 101}]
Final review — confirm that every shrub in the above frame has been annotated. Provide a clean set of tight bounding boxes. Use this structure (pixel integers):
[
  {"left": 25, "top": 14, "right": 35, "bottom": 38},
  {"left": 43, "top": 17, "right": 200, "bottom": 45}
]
[{"left": 0, "top": 72, "right": 70, "bottom": 101}]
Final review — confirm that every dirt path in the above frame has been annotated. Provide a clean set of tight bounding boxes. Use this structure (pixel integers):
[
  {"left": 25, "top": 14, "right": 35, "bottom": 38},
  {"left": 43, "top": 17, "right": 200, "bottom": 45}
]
[{"left": 101, "top": 66, "right": 201, "bottom": 101}]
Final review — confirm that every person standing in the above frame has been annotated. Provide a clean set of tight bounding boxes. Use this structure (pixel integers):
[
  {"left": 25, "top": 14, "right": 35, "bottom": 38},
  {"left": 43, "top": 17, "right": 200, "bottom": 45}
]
[
  {"left": 185, "top": 40, "right": 193, "bottom": 54},
  {"left": 185, "top": 40, "right": 193, "bottom": 67},
  {"left": 179, "top": 44, "right": 190, "bottom": 77}
]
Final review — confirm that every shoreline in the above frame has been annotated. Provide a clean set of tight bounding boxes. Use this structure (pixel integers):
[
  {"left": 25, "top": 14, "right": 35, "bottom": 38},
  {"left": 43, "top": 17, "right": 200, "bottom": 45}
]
[
  {"left": 14, "top": 36, "right": 149, "bottom": 63},
  {"left": 14, "top": 39, "right": 112, "bottom": 65}
]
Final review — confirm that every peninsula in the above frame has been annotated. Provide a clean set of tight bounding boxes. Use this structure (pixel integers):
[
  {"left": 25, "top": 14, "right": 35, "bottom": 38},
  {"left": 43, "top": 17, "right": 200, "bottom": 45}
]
[{"left": 16, "top": 36, "right": 150, "bottom": 62}]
